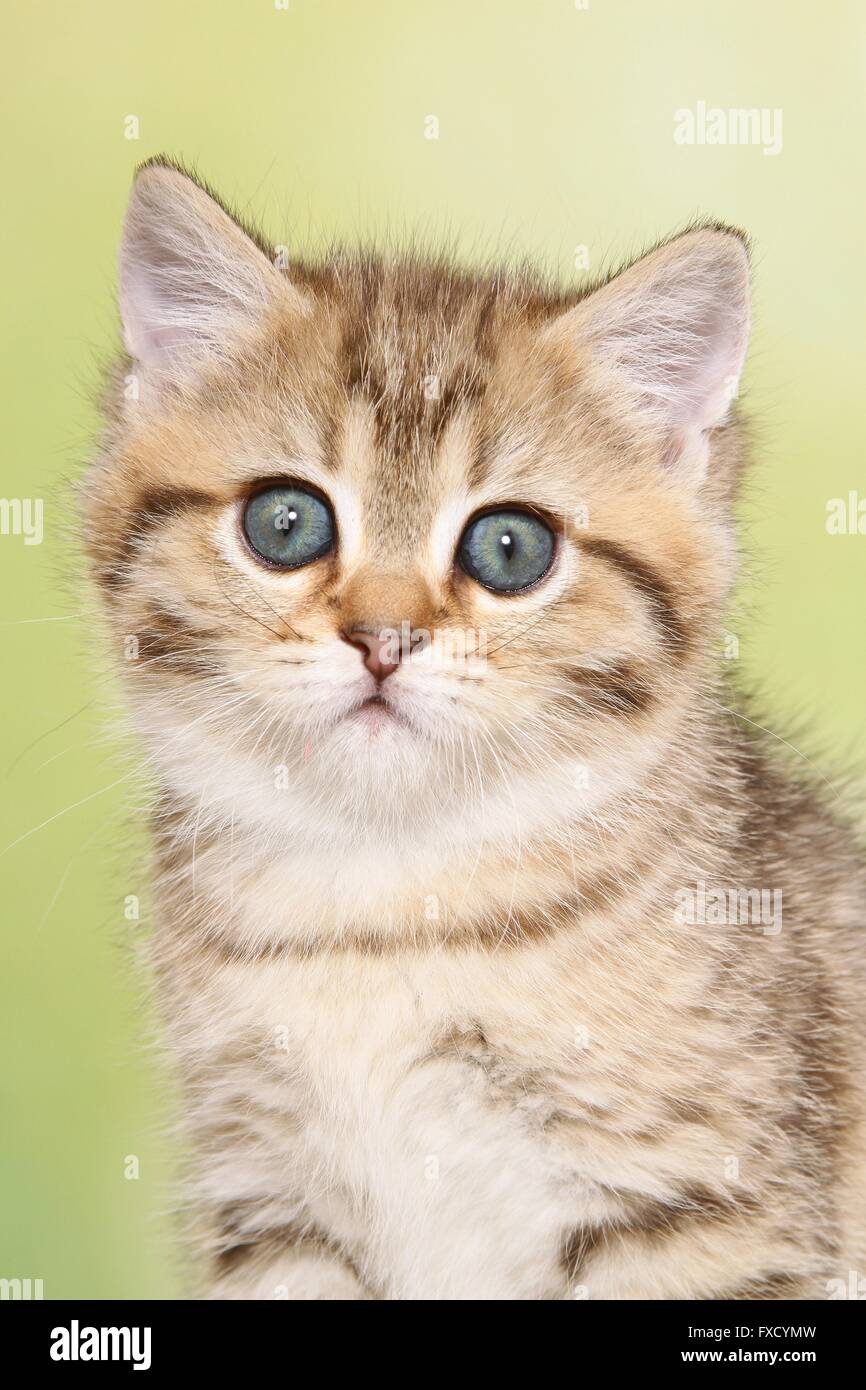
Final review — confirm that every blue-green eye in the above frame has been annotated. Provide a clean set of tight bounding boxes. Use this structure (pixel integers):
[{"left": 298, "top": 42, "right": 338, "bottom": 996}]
[
  {"left": 243, "top": 484, "right": 335, "bottom": 568},
  {"left": 458, "top": 508, "right": 555, "bottom": 593}
]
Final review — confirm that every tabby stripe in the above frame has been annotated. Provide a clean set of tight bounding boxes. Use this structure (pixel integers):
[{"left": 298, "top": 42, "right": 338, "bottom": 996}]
[
  {"left": 137, "top": 601, "right": 221, "bottom": 677},
  {"left": 562, "top": 1186, "right": 758, "bottom": 1282},
  {"left": 563, "top": 659, "right": 654, "bottom": 717},
  {"left": 175, "top": 870, "right": 643, "bottom": 962},
  {"left": 103, "top": 486, "right": 216, "bottom": 588},
  {"left": 212, "top": 1213, "right": 366, "bottom": 1287},
  {"left": 712, "top": 1273, "right": 804, "bottom": 1301},
  {"left": 580, "top": 535, "right": 688, "bottom": 655}
]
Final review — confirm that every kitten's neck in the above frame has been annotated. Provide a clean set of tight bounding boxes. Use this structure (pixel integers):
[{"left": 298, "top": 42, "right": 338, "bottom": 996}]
[{"left": 151, "top": 701, "right": 742, "bottom": 956}]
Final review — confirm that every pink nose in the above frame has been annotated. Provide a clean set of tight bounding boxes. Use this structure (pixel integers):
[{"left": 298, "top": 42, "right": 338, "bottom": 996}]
[{"left": 343, "top": 629, "right": 401, "bottom": 682}]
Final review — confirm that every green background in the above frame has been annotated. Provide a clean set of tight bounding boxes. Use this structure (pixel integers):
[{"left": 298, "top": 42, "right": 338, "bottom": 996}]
[{"left": 1, "top": 0, "right": 863, "bottom": 1299}]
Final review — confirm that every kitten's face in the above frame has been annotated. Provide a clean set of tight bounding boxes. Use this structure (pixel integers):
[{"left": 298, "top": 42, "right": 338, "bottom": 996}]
[{"left": 85, "top": 166, "right": 750, "bottom": 846}]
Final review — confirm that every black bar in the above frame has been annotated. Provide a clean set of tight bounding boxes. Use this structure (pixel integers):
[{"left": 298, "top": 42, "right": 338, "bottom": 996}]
[{"left": 5, "top": 1297, "right": 860, "bottom": 1373}]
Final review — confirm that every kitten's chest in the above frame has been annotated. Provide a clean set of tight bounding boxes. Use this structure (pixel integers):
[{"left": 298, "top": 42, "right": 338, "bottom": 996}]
[{"left": 191, "top": 949, "right": 599, "bottom": 1298}]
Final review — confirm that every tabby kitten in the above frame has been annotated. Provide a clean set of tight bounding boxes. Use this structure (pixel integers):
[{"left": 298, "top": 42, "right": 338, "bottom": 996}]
[{"left": 84, "top": 159, "right": 866, "bottom": 1300}]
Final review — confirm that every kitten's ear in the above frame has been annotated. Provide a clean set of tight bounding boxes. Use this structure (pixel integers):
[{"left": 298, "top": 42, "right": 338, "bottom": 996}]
[
  {"left": 118, "top": 162, "right": 307, "bottom": 383},
  {"left": 544, "top": 228, "right": 750, "bottom": 477}
]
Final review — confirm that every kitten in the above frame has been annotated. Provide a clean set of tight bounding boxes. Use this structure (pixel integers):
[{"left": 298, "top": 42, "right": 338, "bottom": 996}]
[{"left": 84, "top": 158, "right": 866, "bottom": 1300}]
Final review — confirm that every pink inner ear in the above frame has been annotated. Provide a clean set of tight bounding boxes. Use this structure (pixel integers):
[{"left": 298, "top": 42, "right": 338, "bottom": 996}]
[
  {"left": 120, "top": 260, "right": 191, "bottom": 365},
  {"left": 659, "top": 331, "right": 742, "bottom": 474},
  {"left": 669, "top": 302, "right": 747, "bottom": 434},
  {"left": 558, "top": 231, "right": 751, "bottom": 452},
  {"left": 118, "top": 166, "right": 294, "bottom": 376},
  {"left": 121, "top": 285, "right": 189, "bottom": 365},
  {"left": 611, "top": 288, "right": 747, "bottom": 437}
]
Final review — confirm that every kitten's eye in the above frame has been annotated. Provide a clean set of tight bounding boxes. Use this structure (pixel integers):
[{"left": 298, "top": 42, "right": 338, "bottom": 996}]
[
  {"left": 458, "top": 509, "right": 555, "bottom": 593},
  {"left": 243, "top": 484, "right": 335, "bottom": 568}
]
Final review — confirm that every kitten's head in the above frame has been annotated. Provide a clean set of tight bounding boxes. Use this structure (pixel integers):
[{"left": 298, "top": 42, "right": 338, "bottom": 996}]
[{"left": 85, "top": 161, "right": 750, "bottom": 850}]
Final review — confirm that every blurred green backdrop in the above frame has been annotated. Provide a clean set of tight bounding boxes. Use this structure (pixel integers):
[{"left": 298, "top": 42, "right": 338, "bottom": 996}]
[{"left": 1, "top": 0, "right": 864, "bottom": 1299}]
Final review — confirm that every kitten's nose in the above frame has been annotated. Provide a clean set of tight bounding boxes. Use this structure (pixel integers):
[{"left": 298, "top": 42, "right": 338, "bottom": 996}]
[{"left": 342, "top": 629, "right": 401, "bottom": 682}]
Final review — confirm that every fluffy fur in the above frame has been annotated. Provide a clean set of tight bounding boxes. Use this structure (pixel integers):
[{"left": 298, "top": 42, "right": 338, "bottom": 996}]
[{"left": 83, "top": 159, "right": 866, "bottom": 1299}]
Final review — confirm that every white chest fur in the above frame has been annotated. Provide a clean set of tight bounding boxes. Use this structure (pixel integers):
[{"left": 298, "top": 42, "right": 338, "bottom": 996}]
[{"left": 177, "top": 944, "right": 599, "bottom": 1299}]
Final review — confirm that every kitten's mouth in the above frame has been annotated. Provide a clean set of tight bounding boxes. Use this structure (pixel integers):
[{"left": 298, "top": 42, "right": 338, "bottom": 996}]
[{"left": 348, "top": 693, "right": 406, "bottom": 732}]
